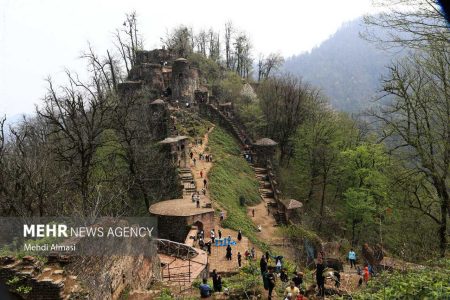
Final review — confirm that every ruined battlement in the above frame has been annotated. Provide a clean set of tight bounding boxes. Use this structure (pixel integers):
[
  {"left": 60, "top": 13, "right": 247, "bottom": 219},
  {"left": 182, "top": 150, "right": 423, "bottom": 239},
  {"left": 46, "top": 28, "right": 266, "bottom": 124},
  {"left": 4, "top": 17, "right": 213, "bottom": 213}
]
[{"left": 135, "top": 49, "right": 176, "bottom": 66}]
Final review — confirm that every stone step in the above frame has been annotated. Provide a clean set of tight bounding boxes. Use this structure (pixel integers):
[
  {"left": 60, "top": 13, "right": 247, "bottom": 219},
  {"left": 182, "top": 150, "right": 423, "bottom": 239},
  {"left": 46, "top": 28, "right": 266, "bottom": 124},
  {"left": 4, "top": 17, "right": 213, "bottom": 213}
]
[{"left": 263, "top": 197, "right": 277, "bottom": 205}]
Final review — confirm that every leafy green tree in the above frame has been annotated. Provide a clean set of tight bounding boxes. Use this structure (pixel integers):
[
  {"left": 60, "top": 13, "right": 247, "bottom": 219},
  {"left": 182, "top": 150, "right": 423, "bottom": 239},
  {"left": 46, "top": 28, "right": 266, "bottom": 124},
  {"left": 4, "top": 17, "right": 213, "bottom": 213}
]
[{"left": 338, "top": 144, "right": 389, "bottom": 246}]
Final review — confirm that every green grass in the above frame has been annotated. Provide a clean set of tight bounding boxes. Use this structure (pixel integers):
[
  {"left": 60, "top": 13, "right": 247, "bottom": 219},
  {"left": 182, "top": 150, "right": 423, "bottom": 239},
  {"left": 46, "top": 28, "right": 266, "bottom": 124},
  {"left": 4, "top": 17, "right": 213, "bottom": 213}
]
[
  {"left": 208, "top": 126, "right": 268, "bottom": 250},
  {"left": 173, "top": 109, "right": 213, "bottom": 141}
]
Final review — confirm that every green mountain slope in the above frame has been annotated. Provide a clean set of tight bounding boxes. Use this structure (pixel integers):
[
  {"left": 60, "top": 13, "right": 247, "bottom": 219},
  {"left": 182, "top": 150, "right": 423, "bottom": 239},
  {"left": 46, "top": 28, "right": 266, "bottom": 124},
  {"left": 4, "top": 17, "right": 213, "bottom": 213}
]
[{"left": 284, "top": 18, "right": 403, "bottom": 112}]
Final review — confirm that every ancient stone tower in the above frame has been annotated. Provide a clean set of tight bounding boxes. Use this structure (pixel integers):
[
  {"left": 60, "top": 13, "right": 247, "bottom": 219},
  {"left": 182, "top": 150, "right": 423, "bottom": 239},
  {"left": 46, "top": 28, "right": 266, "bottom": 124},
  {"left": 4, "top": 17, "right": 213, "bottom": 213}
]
[
  {"left": 171, "top": 58, "right": 200, "bottom": 104},
  {"left": 149, "top": 99, "right": 169, "bottom": 141}
]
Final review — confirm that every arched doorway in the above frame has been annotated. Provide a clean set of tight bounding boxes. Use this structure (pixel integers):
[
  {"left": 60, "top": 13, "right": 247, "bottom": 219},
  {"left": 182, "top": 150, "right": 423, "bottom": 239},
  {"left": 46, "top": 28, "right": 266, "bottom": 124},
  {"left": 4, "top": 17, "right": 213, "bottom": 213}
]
[{"left": 193, "top": 220, "right": 203, "bottom": 232}]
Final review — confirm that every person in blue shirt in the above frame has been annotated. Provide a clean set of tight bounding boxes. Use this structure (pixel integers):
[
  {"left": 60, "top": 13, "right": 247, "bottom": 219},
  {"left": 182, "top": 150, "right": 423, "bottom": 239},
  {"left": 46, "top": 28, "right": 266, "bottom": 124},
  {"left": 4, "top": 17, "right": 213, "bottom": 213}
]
[
  {"left": 348, "top": 248, "right": 357, "bottom": 268},
  {"left": 199, "top": 278, "right": 212, "bottom": 298}
]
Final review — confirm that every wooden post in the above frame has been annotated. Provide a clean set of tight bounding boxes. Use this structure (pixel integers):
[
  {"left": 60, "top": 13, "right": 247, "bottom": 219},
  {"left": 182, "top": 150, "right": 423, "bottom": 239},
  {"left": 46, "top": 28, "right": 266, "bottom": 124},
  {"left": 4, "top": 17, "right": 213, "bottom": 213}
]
[{"left": 168, "top": 263, "right": 171, "bottom": 281}]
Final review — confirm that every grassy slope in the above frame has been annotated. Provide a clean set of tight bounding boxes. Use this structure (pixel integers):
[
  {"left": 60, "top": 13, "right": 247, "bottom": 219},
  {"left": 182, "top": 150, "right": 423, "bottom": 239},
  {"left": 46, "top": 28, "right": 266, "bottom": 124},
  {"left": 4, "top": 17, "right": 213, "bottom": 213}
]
[{"left": 208, "top": 126, "right": 267, "bottom": 249}]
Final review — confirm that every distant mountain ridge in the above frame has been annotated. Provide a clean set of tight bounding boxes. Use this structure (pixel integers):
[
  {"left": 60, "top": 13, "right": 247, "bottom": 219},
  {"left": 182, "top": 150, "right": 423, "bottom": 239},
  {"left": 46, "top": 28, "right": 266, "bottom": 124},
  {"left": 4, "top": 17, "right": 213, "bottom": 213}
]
[{"left": 283, "top": 18, "right": 403, "bottom": 112}]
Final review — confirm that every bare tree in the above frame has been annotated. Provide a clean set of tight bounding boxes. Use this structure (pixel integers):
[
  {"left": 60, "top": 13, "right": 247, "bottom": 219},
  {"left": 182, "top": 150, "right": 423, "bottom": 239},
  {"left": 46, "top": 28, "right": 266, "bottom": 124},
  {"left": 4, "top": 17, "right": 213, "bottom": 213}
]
[
  {"left": 195, "top": 29, "right": 208, "bottom": 56},
  {"left": 81, "top": 43, "right": 120, "bottom": 93},
  {"left": 234, "top": 32, "right": 252, "bottom": 78},
  {"left": 224, "top": 21, "right": 234, "bottom": 69},
  {"left": 257, "top": 52, "right": 285, "bottom": 82},
  {"left": 258, "top": 75, "right": 322, "bottom": 164},
  {"left": 370, "top": 42, "right": 450, "bottom": 256},
  {"left": 37, "top": 71, "right": 110, "bottom": 216},
  {"left": 208, "top": 28, "right": 221, "bottom": 62},
  {"left": 114, "top": 11, "right": 143, "bottom": 75},
  {"left": 363, "top": 0, "right": 449, "bottom": 49},
  {"left": 161, "top": 26, "right": 194, "bottom": 58}
]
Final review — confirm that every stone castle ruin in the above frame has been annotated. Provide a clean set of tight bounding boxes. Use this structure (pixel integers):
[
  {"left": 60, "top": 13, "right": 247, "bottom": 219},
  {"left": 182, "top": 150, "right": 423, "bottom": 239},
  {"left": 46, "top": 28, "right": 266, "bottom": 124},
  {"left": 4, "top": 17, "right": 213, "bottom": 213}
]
[{"left": 120, "top": 48, "right": 207, "bottom": 106}]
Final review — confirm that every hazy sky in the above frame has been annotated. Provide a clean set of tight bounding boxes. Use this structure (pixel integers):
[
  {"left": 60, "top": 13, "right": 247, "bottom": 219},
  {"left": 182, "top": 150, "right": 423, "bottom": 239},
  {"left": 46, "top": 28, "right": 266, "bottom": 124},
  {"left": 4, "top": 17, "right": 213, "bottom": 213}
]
[{"left": 0, "top": 0, "right": 374, "bottom": 117}]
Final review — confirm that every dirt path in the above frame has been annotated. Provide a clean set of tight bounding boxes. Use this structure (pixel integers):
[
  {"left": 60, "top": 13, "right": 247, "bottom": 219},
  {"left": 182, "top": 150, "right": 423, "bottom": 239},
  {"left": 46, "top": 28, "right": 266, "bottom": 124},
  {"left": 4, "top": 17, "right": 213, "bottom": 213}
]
[{"left": 187, "top": 127, "right": 264, "bottom": 274}]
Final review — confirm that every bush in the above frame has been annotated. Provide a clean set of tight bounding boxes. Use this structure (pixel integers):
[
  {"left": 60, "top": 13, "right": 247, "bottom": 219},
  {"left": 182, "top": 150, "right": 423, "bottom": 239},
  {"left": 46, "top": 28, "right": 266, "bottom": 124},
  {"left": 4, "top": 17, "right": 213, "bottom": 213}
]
[{"left": 351, "top": 260, "right": 450, "bottom": 299}]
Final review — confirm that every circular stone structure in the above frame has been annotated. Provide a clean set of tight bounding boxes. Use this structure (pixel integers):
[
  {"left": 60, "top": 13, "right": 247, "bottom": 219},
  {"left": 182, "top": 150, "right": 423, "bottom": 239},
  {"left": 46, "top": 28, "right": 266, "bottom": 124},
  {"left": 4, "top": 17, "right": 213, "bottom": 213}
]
[{"left": 149, "top": 198, "right": 215, "bottom": 243}]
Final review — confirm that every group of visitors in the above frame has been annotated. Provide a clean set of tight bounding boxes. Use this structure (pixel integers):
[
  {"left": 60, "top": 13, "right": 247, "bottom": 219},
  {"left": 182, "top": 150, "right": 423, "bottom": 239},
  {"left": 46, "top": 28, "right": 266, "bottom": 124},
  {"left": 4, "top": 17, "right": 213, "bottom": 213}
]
[
  {"left": 198, "top": 238, "right": 212, "bottom": 255},
  {"left": 348, "top": 248, "right": 373, "bottom": 287},
  {"left": 199, "top": 269, "right": 225, "bottom": 298},
  {"left": 199, "top": 152, "right": 213, "bottom": 162},
  {"left": 259, "top": 252, "right": 315, "bottom": 299},
  {"left": 244, "top": 247, "right": 256, "bottom": 260}
]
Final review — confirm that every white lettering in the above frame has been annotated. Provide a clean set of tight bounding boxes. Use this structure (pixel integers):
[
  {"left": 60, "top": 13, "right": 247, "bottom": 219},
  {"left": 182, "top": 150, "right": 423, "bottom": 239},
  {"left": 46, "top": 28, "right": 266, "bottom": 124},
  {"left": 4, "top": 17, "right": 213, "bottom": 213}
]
[{"left": 23, "top": 225, "right": 34, "bottom": 237}]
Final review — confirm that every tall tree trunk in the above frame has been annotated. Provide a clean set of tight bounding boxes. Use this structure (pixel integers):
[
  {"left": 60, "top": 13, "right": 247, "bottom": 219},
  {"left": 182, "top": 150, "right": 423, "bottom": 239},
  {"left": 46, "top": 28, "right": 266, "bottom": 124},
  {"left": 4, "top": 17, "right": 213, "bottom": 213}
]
[
  {"left": 435, "top": 177, "right": 449, "bottom": 257},
  {"left": 318, "top": 172, "right": 327, "bottom": 232}
]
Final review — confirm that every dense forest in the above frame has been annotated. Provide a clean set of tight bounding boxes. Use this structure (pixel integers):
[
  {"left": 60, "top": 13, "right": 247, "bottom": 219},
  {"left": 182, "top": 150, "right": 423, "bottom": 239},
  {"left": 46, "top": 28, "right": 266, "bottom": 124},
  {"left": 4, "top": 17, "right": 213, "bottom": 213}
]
[{"left": 0, "top": 0, "right": 449, "bottom": 298}]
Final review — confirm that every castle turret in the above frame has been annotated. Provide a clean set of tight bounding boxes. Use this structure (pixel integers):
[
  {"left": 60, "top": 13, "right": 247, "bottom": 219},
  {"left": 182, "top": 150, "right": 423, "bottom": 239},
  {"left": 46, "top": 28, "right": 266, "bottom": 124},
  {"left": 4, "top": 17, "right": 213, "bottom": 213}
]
[{"left": 171, "top": 58, "right": 199, "bottom": 104}]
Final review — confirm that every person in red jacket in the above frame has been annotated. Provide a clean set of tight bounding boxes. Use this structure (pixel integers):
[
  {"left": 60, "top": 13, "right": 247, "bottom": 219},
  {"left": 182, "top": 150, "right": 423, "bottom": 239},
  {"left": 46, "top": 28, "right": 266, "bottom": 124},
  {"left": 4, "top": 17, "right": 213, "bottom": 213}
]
[{"left": 363, "top": 265, "right": 370, "bottom": 284}]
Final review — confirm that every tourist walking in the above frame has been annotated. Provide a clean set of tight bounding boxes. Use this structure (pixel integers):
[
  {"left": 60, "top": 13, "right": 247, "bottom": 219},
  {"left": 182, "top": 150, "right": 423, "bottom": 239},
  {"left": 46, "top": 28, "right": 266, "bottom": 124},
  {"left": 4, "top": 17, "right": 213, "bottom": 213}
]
[
  {"left": 280, "top": 269, "right": 289, "bottom": 283},
  {"left": 200, "top": 170, "right": 203, "bottom": 178},
  {"left": 265, "top": 251, "right": 271, "bottom": 262},
  {"left": 252, "top": 208, "right": 255, "bottom": 217},
  {"left": 193, "top": 157, "right": 197, "bottom": 166},
  {"left": 292, "top": 272, "right": 303, "bottom": 288},
  {"left": 348, "top": 248, "right": 356, "bottom": 268},
  {"left": 334, "top": 270, "right": 341, "bottom": 288},
  {"left": 260, "top": 255, "right": 268, "bottom": 275},
  {"left": 203, "top": 178, "right": 207, "bottom": 188},
  {"left": 220, "top": 211, "right": 224, "bottom": 222},
  {"left": 214, "top": 275, "right": 222, "bottom": 292},
  {"left": 238, "top": 252, "right": 242, "bottom": 267},
  {"left": 199, "top": 278, "right": 212, "bottom": 298},
  {"left": 363, "top": 265, "right": 370, "bottom": 284},
  {"left": 206, "top": 241, "right": 211, "bottom": 255},
  {"left": 276, "top": 258, "right": 282, "bottom": 273},
  {"left": 226, "top": 245, "right": 232, "bottom": 260},
  {"left": 218, "top": 229, "right": 222, "bottom": 239},
  {"left": 315, "top": 260, "right": 325, "bottom": 298},
  {"left": 211, "top": 269, "right": 217, "bottom": 282},
  {"left": 237, "top": 230, "right": 242, "bottom": 242},
  {"left": 210, "top": 230, "right": 215, "bottom": 243},
  {"left": 266, "top": 267, "right": 276, "bottom": 300}
]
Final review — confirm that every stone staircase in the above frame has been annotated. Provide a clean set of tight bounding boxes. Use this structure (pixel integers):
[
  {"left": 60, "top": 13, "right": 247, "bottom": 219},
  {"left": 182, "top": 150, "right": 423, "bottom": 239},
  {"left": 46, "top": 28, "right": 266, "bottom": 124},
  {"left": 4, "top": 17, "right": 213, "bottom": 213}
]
[
  {"left": 253, "top": 166, "right": 288, "bottom": 225},
  {"left": 228, "top": 117, "right": 248, "bottom": 145},
  {"left": 254, "top": 167, "right": 276, "bottom": 207},
  {"left": 178, "top": 168, "right": 196, "bottom": 194}
]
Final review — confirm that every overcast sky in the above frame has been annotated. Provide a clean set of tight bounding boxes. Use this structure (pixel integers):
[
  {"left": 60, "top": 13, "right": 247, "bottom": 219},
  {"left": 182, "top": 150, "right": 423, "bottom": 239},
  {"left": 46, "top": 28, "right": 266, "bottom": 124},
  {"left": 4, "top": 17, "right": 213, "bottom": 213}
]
[{"left": 0, "top": 0, "right": 374, "bottom": 118}]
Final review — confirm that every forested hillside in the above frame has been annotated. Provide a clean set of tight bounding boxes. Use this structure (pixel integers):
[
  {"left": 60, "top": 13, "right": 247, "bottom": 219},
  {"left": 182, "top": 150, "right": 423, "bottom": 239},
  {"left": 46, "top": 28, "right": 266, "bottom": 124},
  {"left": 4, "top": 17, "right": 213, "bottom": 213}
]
[
  {"left": 1, "top": 1, "right": 449, "bottom": 298},
  {"left": 283, "top": 18, "right": 403, "bottom": 112}
]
